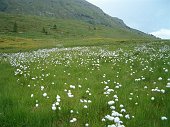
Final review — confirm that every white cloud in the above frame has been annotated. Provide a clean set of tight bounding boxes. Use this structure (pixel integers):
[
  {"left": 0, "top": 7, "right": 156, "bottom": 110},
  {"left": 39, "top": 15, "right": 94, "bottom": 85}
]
[{"left": 150, "top": 29, "right": 170, "bottom": 39}]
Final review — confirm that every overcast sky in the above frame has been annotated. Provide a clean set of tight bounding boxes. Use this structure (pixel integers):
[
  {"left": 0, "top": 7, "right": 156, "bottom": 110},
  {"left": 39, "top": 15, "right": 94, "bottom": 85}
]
[{"left": 86, "top": 0, "right": 170, "bottom": 39}]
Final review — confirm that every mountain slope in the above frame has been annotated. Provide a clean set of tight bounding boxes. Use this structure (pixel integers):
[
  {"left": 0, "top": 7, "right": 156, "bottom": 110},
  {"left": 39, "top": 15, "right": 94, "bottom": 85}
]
[
  {"left": 0, "top": 0, "right": 155, "bottom": 40},
  {"left": 0, "top": 0, "right": 126, "bottom": 28}
]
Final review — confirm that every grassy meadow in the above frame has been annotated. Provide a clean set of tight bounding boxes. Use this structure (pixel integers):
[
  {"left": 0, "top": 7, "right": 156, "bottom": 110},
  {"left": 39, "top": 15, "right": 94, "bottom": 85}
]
[{"left": 0, "top": 39, "right": 170, "bottom": 127}]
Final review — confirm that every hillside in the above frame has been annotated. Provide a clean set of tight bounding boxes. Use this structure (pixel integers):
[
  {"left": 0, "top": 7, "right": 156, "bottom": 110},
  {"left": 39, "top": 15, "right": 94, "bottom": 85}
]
[
  {"left": 0, "top": 0, "right": 126, "bottom": 28},
  {"left": 0, "top": 0, "right": 156, "bottom": 52},
  {"left": 0, "top": 0, "right": 154, "bottom": 37},
  {"left": 0, "top": 12, "right": 153, "bottom": 39}
]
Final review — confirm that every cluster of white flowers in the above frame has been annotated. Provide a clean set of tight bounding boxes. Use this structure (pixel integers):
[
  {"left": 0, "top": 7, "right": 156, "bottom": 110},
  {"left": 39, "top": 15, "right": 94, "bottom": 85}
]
[{"left": 52, "top": 95, "right": 61, "bottom": 111}]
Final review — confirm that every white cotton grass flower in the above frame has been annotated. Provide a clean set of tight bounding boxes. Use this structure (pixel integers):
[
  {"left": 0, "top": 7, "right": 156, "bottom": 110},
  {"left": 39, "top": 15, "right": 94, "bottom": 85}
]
[
  {"left": 70, "top": 110, "right": 74, "bottom": 113},
  {"left": 129, "top": 98, "right": 132, "bottom": 100},
  {"left": 115, "top": 98, "right": 119, "bottom": 102},
  {"left": 70, "top": 85, "right": 76, "bottom": 89},
  {"left": 104, "top": 81, "right": 108, "bottom": 84},
  {"left": 161, "top": 89, "right": 165, "bottom": 93},
  {"left": 41, "top": 86, "right": 44, "bottom": 91},
  {"left": 108, "top": 101, "right": 115, "bottom": 105},
  {"left": 86, "top": 90, "right": 89, "bottom": 93},
  {"left": 88, "top": 100, "right": 92, "bottom": 103},
  {"left": 107, "top": 89, "right": 114, "bottom": 93},
  {"left": 111, "top": 111, "right": 123, "bottom": 117},
  {"left": 166, "top": 82, "right": 170, "bottom": 88},
  {"left": 153, "top": 82, "right": 157, "bottom": 85},
  {"left": 102, "top": 118, "right": 106, "bottom": 122},
  {"left": 55, "top": 102, "right": 59, "bottom": 106},
  {"left": 104, "top": 86, "right": 109, "bottom": 90},
  {"left": 108, "top": 124, "right": 116, "bottom": 127},
  {"left": 125, "top": 114, "right": 130, "bottom": 119},
  {"left": 84, "top": 99, "right": 88, "bottom": 103},
  {"left": 52, "top": 106, "right": 56, "bottom": 111},
  {"left": 151, "top": 97, "right": 155, "bottom": 101},
  {"left": 110, "top": 106, "right": 116, "bottom": 110},
  {"left": 35, "top": 104, "right": 39, "bottom": 107},
  {"left": 105, "top": 115, "right": 115, "bottom": 121},
  {"left": 70, "top": 118, "right": 77, "bottom": 123},
  {"left": 113, "top": 95, "right": 118, "bottom": 99},
  {"left": 72, "top": 118, "right": 77, "bottom": 122},
  {"left": 85, "top": 123, "right": 89, "bottom": 126},
  {"left": 32, "top": 77, "right": 36, "bottom": 80},
  {"left": 115, "top": 86, "right": 120, "bottom": 89},
  {"left": 56, "top": 98, "right": 61, "bottom": 102},
  {"left": 158, "top": 77, "right": 162, "bottom": 81},
  {"left": 114, "top": 117, "right": 120, "bottom": 123},
  {"left": 144, "top": 86, "right": 148, "bottom": 89},
  {"left": 164, "top": 69, "right": 168, "bottom": 72},
  {"left": 84, "top": 105, "right": 88, "bottom": 108},
  {"left": 43, "top": 93, "right": 47, "bottom": 97},
  {"left": 67, "top": 92, "right": 74, "bottom": 98},
  {"left": 120, "top": 104, "right": 124, "bottom": 108},
  {"left": 161, "top": 116, "right": 168, "bottom": 120},
  {"left": 121, "top": 109, "right": 126, "bottom": 113},
  {"left": 31, "top": 94, "right": 34, "bottom": 98},
  {"left": 80, "top": 99, "right": 84, "bottom": 103}
]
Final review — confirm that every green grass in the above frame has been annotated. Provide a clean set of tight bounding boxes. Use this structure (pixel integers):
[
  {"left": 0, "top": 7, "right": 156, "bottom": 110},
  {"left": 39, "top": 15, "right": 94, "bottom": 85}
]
[
  {"left": 0, "top": 35, "right": 156, "bottom": 53},
  {"left": 0, "top": 41, "right": 170, "bottom": 127},
  {"left": 0, "top": 12, "right": 153, "bottom": 39},
  {"left": 0, "top": 12, "right": 156, "bottom": 53}
]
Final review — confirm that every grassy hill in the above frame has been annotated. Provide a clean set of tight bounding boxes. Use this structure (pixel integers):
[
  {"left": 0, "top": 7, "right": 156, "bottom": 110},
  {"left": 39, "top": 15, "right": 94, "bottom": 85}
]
[
  {"left": 0, "top": 0, "right": 128, "bottom": 27},
  {"left": 0, "top": 0, "right": 154, "bottom": 37},
  {"left": 0, "top": 12, "right": 153, "bottom": 39},
  {"left": 0, "top": 0, "right": 156, "bottom": 52},
  {"left": 0, "top": 12, "right": 157, "bottom": 53}
]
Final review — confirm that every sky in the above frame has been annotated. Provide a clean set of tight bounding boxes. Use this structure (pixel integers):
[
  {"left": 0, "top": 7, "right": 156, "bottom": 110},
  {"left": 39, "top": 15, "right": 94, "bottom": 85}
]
[{"left": 86, "top": 0, "right": 170, "bottom": 39}]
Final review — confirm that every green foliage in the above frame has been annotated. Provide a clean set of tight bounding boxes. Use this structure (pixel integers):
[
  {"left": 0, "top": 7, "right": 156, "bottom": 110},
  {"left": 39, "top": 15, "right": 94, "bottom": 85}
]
[
  {"left": 13, "top": 22, "right": 17, "bottom": 33},
  {"left": 53, "top": 24, "right": 57, "bottom": 29},
  {"left": 42, "top": 27, "right": 48, "bottom": 35}
]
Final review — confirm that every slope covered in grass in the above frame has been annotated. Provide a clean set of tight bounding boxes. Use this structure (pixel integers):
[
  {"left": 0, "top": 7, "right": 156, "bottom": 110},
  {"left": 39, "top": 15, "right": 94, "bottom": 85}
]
[
  {"left": 0, "top": 0, "right": 156, "bottom": 43},
  {"left": 0, "top": 0, "right": 131, "bottom": 28},
  {"left": 0, "top": 12, "right": 156, "bottom": 53},
  {"left": 0, "top": 12, "right": 153, "bottom": 39}
]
